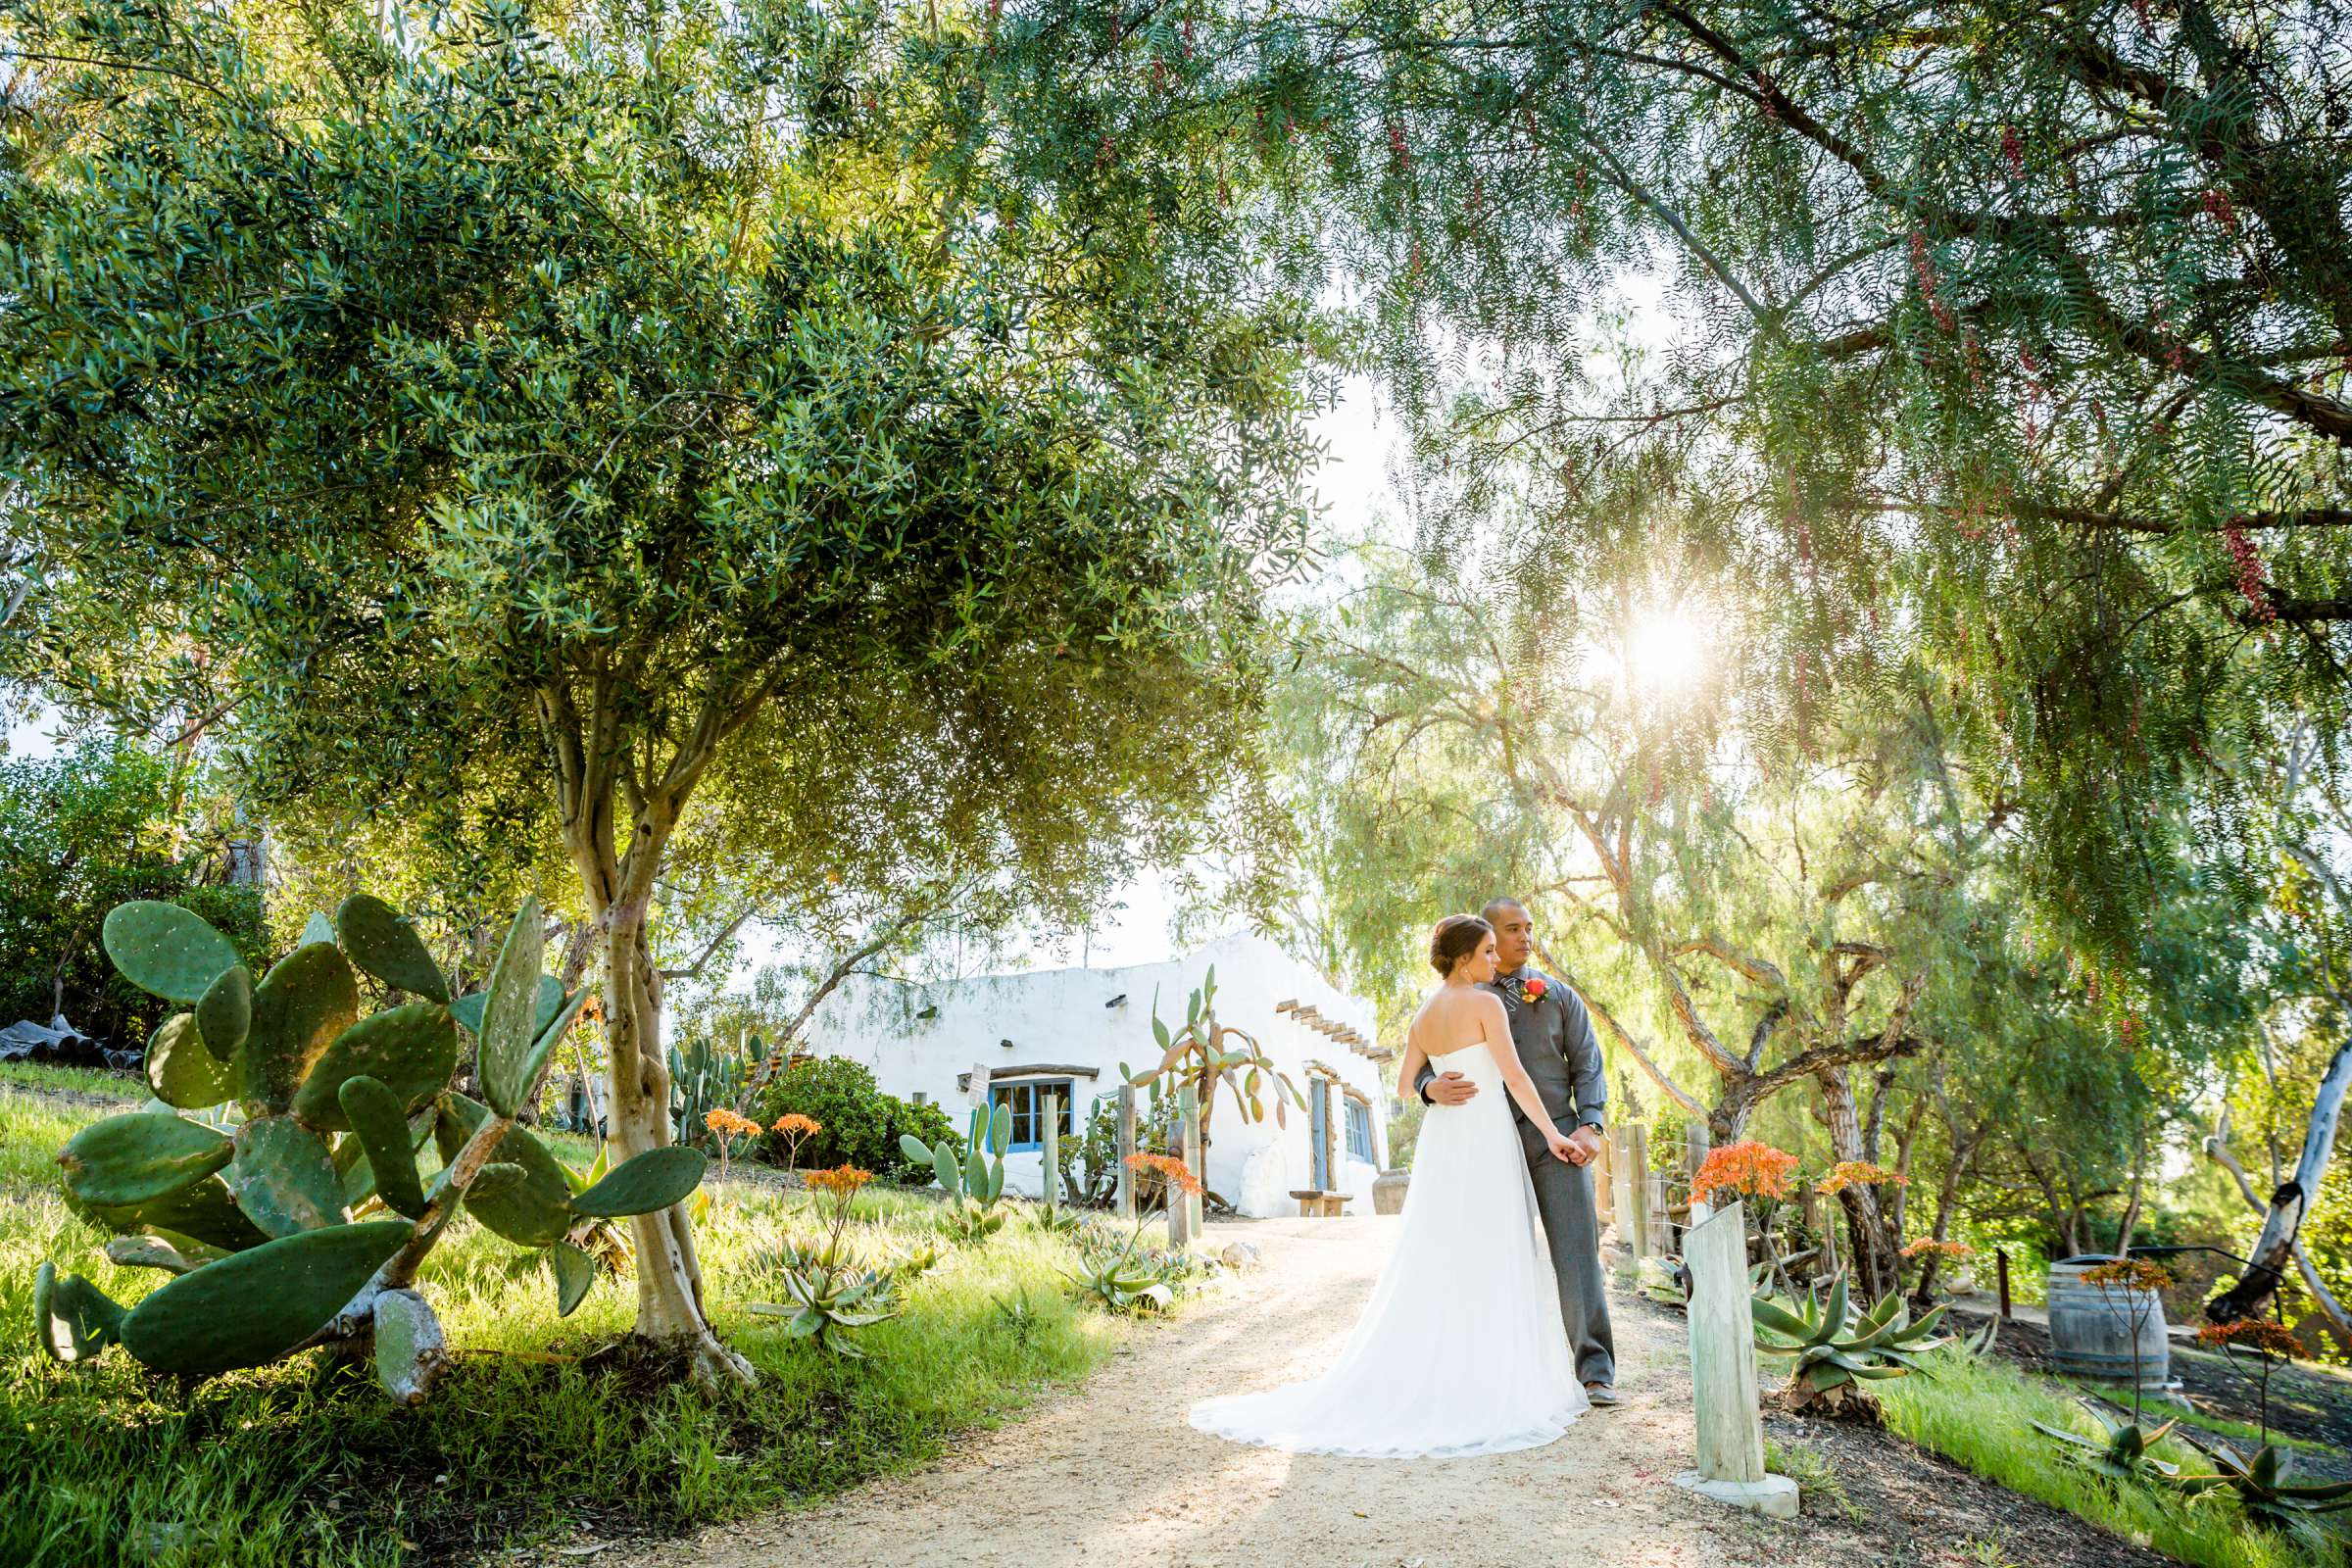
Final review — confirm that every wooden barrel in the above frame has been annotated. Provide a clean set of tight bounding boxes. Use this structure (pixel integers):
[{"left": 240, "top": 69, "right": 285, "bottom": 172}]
[{"left": 2046, "top": 1256, "right": 2171, "bottom": 1393}]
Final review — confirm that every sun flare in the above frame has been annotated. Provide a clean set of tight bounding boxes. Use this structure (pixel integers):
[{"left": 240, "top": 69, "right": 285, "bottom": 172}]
[{"left": 1622, "top": 609, "right": 1709, "bottom": 696}]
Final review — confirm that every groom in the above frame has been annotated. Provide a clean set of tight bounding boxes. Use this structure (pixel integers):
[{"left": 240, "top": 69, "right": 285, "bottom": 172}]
[{"left": 1416, "top": 897, "right": 1619, "bottom": 1404}]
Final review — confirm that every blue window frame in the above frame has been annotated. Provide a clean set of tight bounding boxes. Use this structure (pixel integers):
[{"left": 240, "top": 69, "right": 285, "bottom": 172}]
[
  {"left": 1345, "top": 1097, "right": 1375, "bottom": 1163},
  {"left": 990, "top": 1079, "right": 1075, "bottom": 1152}
]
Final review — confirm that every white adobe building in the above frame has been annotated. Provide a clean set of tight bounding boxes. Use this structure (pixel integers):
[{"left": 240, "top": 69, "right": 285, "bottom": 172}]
[{"left": 797, "top": 931, "right": 1395, "bottom": 1217}]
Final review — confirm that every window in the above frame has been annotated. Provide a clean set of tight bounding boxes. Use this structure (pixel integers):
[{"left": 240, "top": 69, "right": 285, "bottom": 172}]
[
  {"left": 910, "top": 1091, "right": 928, "bottom": 1106},
  {"left": 990, "top": 1079, "right": 1075, "bottom": 1152},
  {"left": 1345, "top": 1098, "right": 1375, "bottom": 1163}
]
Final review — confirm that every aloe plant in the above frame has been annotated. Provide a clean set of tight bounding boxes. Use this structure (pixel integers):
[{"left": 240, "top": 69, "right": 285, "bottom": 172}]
[
  {"left": 2032, "top": 1398, "right": 2184, "bottom": 1482},
  {"left": 1751, "top": 1270, "right": 1955, "bottom": 1416},
  {"left": 34, "top": 894, "right": 708, "bottom": 1402},
  {"left": 2178, "top": 1442, "right": 2352, "bottom": 1531}
]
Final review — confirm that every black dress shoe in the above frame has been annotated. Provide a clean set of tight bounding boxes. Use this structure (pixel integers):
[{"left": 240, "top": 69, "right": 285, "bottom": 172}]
[{"left": 1584, "top": 1383, "right": 1622, "bottom": 1407}]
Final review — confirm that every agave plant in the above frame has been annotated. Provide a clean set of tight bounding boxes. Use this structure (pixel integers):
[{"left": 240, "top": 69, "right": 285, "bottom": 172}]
[
  {"left": 1751, "top": 1270, "right": 1955, "bottom": 1416},
  {"left": 744, "top": 1165, "right": 919, "bottom": 1357},
  {"left": 31, "top": 895, "right": 707, "bottom": 1403},
  {"left": 2178, "top": 1442, "right": 2352, "bottom": 1531},
  {"left": 2032, "top": 1399, "right": 2184, "bottom": 1482}
]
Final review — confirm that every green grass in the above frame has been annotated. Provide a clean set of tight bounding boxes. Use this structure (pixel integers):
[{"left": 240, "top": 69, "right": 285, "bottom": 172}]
[
  {"left": 1879, "top": 1348, "right": 2349, "bottom": 1568},
  {"left": 2, "top": 1090, "right": 1152, "bottom": 1567},
  {"left": 1764, "top": 1435, "right": 1862, "bottom": 1523},
  {"left": 0, "top": 1059, "right": 143, "bottom": 1100}
]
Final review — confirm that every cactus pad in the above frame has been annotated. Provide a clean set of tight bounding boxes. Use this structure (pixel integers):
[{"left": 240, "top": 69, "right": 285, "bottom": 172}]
[
  {"left": 338, "top": 1076, "right": 427, "bottom": 1219},
  {"left": 145, "top": 1012, "right": 235, "bottom": 1109},
  {"left": 101, "top": 901, "right": 242, "bottom": 1004},
  {"left": 466, "top": 1162, "right": 528, "bottom": 1200},
  {"left": 118, "top": 1220, "right": 411, "bottom": 1377},
  {"left": 450, "top": 973, "right": 564, "bottom": 1040},
  {"left": 335, "top": 894, "right": 451, "bottom": 1004},
  {"left": 195, "top": 963, "right": 253, "bottom": 1060},
  {"left": 289, "top": 1002, "right": 458, "bottom": 1130},
  {"left": 34, "top": 1264, "right": 127, "bottom": 1362},
  {"left": 229, "top": 1116, "right": 348, "bottom": 1237},
  {"left": 434, "top": 1094, "right": 575, "bottom": 1247},
  {"left": 103, "top": 1235, "right": 204, "bottom": 1275},
  {"left": 569, "top": 1146, "right": 707, "bottom": 1217},
  {"left": 298, "top": 910, "right": 337, "bottom": 948},
  {"left": 551, "top": 1241, "right": 595, "bottom": 1317},
  {"left": 242, "top": 942, "right": 361, "bottom": 1110},
  {"left": 372, "top": 1287, "right": 449, "bottom": 1405},
  {"left": 135, "top": 1172, "right": 272, "bottom": 1252},
  {"left": 474, "top": 897, "right": 547, "bottom": 1117},
  {"left": 58, "top": 1112, "right": 233, "bottom": 1207}
]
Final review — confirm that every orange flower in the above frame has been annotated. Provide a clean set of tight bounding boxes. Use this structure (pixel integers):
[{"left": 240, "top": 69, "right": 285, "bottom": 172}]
[
  {"left": 1901, "top": 1238, "right": 1973, "bottom": 1262},
  {"left": 2082, "top": 1258, "right": 2175, "bottom": 1293},
  {"left": 772, "top": 1113, "right": 821, "bottom": 1137},
  {"left": 1817, "top": 1160, "right": 1907, "bottom": 1196},
  {"left": 704, "top": 1107, "right": 760, "bottom": 1138},
  {"left": 1692, "top": 1140, "right": 1798, "bottom": 1203},
  {"left": 804, "top": 1164, "right": 875, "bottom": 1195},
  {"left": 2195, "top": 1319, "right": 2301, "bottom": 1359},
  {"left": 1125, "top": 1151, "right": 1203, "bottom": 1199}
]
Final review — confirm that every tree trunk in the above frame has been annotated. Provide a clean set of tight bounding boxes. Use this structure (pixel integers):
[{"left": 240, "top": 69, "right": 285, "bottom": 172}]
[
  {"left": 2209, "top": 1028, "right": 2352, "bottom": 1321},
  {"left": 582, "top": 841, "right": 753, "bottom": 1386},
  {"left": 1818, "top": 1065, "right": 1896, "bottom": 1299}
]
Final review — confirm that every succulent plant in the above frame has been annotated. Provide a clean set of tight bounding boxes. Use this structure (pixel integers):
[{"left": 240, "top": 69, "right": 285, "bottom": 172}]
[
  {"left": 668, "top": 1030, "right": 767, "bottom": 1146},
  {"left": 1751, "top": 1270, "right": 1955, "bottom": 1416},
  {"left": 2032, "top": 1398, "right": 2184, "bottom": 1482},
  {"left": 899, "top": 1102, "right": 1010, "bottom": 1242},
  {"left": 2178, "top": 1441, "right": 2352, "bottom": 1530},
  {"left": 34, "top": 893, "right": 710, "bottom": 1402}
]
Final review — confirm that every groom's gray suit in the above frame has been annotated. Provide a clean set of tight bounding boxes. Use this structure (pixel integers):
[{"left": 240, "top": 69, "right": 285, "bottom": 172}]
[{"left": 1414, "top": 966, "right": 1617, "bottom": 1388}]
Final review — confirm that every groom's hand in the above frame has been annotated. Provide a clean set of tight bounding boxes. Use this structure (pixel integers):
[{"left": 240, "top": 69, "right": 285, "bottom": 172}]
[
  {"left": 1425, "top": 1071, "right": 1478, "bottom": 1105},
  {"left": 1565, "top": 1125, "right": 1604, "bottom": 1166}
]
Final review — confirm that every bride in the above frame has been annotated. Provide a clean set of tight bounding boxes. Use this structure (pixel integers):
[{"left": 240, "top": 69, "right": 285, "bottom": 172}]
[{"left": 1187, "top": 914, "right": 1592, "bottom": 1457}]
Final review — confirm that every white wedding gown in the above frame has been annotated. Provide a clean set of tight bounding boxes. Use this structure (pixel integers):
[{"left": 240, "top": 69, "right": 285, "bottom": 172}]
[{"left": 1187, "top": 1041, "right": 1591, "bottom": 1457}]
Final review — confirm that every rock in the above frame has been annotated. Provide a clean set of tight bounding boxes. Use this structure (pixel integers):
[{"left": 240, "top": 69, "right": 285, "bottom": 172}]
[{"left": 1219, "top": 1242, "right": 1262, "bottom": 1272}]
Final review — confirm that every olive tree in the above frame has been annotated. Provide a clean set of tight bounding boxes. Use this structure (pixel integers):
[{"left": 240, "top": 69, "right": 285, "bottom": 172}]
[{"left": 0, "top": 0, "right": 1323, "bottom": 1382}]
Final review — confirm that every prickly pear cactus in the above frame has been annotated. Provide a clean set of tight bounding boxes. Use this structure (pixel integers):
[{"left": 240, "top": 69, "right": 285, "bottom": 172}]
[{"left": 35, "top": 893, "right": 710, "bottom": 1402}]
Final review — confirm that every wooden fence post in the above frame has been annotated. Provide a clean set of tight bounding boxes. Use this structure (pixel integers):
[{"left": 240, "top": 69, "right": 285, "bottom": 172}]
[
  {"left": 1041, "top": 1091, "right": 1059, "bottom": 1209},
  {"left": 1115, "top": 1084, "right": 1137, "bottom": 1221},
  {"left": 1673, "top": 1202, "right": 1798, "bottom": 1518},
  {"left": 1622, "top": 1124, "right": 1650, "bottom": 1260},
  {"left": 1179, "top": 1084, "right": 1202, "bottom": 1241},
  {"left": 1997, "top": 1248, "right": 2013, "bottom": 1321}
]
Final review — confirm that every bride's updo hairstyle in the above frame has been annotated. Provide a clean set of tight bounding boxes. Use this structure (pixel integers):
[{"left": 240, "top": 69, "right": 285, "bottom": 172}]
[{"left": 1429, "top": 914, "right": 1493, "bottom": 976}]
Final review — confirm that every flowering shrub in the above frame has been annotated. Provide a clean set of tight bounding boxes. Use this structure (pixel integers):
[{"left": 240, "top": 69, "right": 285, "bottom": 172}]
[
  {"left": 1816, "top": 1160, "right": 1907, "bottom": 1196},
  {"left": 1899, "top": 1239, "right": 1973, "bottom": 1263},
  {"left": 770, "top": 1112, "right": 821, "bottom": 1172},
  {"left": 704, "top": 1107, "right": 763, "bottom": 1181},
  {"left": 2081, "top": 1257, "right": 2173, "bottom": 1294},
  {"left": 1692, "top": 1141, "right": 1798, "bottom": 1203},
  {"left": 2198, "top": 1317, "right": 2305, "bottom": 1448},
  {"left": 1125, "top": 1151, "right": 1202, "bottom": 1200}
]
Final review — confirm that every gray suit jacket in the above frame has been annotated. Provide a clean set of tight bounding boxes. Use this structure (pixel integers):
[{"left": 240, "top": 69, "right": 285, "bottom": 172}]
[{"left": 1414, "top": 969, "right": 1607, "bottom": 1159}]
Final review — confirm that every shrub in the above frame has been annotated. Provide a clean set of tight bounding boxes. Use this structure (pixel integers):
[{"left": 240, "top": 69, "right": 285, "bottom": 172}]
[{"left": 753, "top": 1056, "right": 956, "bottom": 1184}]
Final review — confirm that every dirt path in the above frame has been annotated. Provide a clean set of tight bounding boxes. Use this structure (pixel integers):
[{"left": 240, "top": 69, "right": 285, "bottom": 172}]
[{"left": 618, "top": 1215, "right": 1788, "bottom": 1568}]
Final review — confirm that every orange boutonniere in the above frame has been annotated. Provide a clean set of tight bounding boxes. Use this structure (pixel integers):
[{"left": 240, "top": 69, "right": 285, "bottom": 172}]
[{"left": 1521, "top": 976, "right": 1547, "bottom": 1003}]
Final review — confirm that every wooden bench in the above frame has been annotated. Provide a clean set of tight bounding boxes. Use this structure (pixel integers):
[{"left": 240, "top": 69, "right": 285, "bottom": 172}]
[{"left": 1289, "top": 1189, "right": 1345, "bottom": 1218}]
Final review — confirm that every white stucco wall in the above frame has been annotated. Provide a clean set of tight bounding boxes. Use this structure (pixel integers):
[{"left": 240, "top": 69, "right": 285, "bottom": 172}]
[{"left": 799, "top": 931, "right": 1391, "bottom": 1218}]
